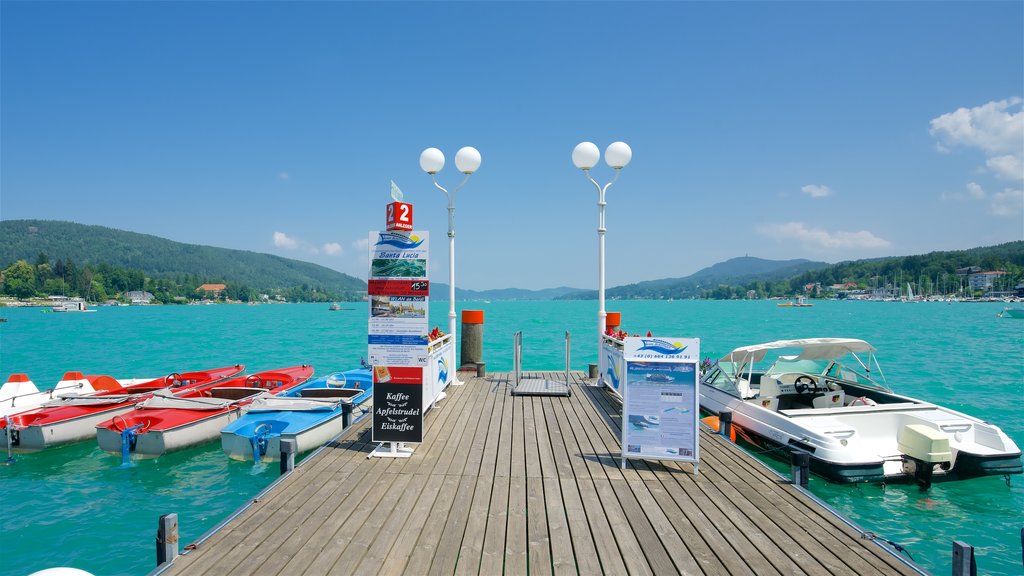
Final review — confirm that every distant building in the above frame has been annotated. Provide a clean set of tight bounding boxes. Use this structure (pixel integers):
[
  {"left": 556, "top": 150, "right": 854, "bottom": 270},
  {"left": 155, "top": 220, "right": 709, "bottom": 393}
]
[
  {"left": 830, "top": 282, "right": 858, "bottom": 291},
  {"left": 956, "top": 266, "right": 982, "bottom": 276},
  {"left": 196, "top": 283, "right": 227, "bottom": 297},
  {"left": 968, "top": 271, "right": 1005, "bottom": 291},
  {"left": 125, "top": 290, "right": 154, "bottom": 305}
]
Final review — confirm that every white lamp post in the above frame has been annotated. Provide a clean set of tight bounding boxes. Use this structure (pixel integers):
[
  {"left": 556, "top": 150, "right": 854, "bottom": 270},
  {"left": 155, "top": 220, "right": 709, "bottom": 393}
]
[
  {"left": 572, "top": 141, "right": 632, "bottom": 358},
  {"left": 420, "top": 146, "right": 481, "bottom": 385}
]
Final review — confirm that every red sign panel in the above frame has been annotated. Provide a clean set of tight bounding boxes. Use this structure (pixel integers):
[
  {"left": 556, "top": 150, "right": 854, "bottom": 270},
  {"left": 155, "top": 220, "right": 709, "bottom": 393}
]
[
  {"left": 372, "top": 366, "right": 423, "bottom": 385},
  {"left": 386, "top": 201, "right": 414, "bottom": 231},
  {"left": 368, "top": 279, "right": 429, "bottom": 296}
]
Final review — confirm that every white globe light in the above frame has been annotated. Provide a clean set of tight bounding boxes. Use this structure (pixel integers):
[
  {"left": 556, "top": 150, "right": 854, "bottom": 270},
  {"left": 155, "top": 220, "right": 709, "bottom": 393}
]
[
  {"left": 455, "top": 146, "right": 481, "bottom": 174},
  {"left": 605, "top": 141, "right": 632, "bottom": 169},
  {"left": 419, "top": 147, "right": 445, "bottom": 174},
  {"left": 572, "top": 142, "right": 600, "bottom": 170}
]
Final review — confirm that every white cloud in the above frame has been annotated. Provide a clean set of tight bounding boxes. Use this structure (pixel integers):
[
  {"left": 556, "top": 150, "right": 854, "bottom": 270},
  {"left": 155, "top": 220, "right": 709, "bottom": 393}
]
[
  {"left": 990, "top": 188, "right": 1024, "bottom": 217},
  {"left": 966, "top": 182, "right": 986, "bottom": 199},
  {"left": 273, "top": 231, "right": 298, "bottom": 249},
  {"left": 758, "top": 222, "right": 891, "bottom": 250},
  {"left": 278, "top": 172, "right": 289, "bottom": 180},
  {"left": 986, "top": 154, "right": 1023, "bottom": 180},
  {"left": 323, "top": 242, "right": 343, "bottom": 255},
  {"left": 801, "top": 184, "right": 832, "bottom": 198},
  {"left": 930, "top": 98, "right": 1023, "bottom": 181},
  {"left": 353, "top": 238, "right": 369, "bottom": 251}
]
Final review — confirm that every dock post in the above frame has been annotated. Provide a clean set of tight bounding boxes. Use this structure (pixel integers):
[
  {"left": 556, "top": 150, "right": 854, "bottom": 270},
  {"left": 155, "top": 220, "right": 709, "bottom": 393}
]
[
  {"left": 460, "top": 310, "right": 484, "bottom": 370},
  {"left": 476, "top": 362, "right": 486, "bottom": 377},
  {"left": 952, "top": 540, "right": 976, "bottom": 576},
  {"left": 342, "top": 403, "right": 353, "bottom": 429},
  {"left": 588, "top": 363, "right": 598, "bottom": 379},
  {"left": 790, "top": 451, "right": 810, "bottom": 487},
  {"left": 719, "top": 411, "right": 732, "bottom": 440},
  {"left": 156, "top": 513, "right": 178, "bottom": 566},
  {"left": 280, "top": 438, "right": 297, "bottom": 474}
]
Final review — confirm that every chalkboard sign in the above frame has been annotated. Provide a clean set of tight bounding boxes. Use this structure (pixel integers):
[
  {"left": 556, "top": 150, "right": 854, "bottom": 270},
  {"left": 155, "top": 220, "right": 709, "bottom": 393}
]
[{"left": 371, "top": 380, "right": 423, "bottom": 443}]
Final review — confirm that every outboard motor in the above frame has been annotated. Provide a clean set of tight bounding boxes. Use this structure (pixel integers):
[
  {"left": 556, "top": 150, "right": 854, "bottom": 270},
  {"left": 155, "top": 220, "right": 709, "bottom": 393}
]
[{"left": 898, "top": 424, "right": 952, "bottom": 490}]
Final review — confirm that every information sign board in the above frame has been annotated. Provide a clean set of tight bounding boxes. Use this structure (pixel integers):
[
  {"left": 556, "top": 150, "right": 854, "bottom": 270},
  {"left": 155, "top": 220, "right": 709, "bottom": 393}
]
[
  {"left": 368, "top": 230, "right": 429, "bottom": 446},
  {"left": 621, "top": 337, "right": 700, "bottom": 473}
]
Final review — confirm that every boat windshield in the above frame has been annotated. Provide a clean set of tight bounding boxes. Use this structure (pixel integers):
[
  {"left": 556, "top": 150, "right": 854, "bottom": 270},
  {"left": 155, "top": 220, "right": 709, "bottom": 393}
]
[{"left": 711, "top": 348, "right": 891, "bottom": 394}]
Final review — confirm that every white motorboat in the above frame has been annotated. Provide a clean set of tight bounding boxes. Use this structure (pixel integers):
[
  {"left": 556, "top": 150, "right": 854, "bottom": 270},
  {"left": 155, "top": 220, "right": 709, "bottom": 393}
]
[
  {"left": 699, "top": 338, "right": 1022, "bottom": 487},
  {"left": 51, "top": 298, "right": 96, "bottom": 312}
]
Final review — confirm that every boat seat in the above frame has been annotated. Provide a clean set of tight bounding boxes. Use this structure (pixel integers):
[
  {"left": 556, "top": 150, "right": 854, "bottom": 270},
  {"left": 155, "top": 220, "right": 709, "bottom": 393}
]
[
  {"left": 759, "top": 376, "right": 781, "bottom": 398},
  {"left": 735, "top": 378, "right": 757, "bottom": 399},
  {"left": 209, "top": 387, "right": 264, "bottom": 401},
  {"left": 811, "top": 391, "right": 845, "bottom": 409},
  {"left": 752, "top": 396, "right": 779, "bottom": 411}
]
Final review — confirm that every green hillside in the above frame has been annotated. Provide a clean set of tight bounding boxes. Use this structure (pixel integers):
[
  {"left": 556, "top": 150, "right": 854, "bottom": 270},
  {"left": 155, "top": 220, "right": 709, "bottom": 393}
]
[
  {"left": 557, "top": 243, "right": 1024, "bottom": 300},
  {"left": 0, "top": 220, "right": 366, "bottom": 299}
]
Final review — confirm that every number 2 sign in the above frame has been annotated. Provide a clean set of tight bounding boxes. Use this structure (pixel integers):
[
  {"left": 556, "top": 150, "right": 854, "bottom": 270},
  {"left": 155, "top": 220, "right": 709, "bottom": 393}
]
[{"left": 386, "top": 201, "right": 413, "bottom": 231}]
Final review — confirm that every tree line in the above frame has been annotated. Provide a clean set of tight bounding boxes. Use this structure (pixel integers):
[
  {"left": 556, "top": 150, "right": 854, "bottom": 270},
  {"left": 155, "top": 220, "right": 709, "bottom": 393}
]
[
  {"left": 581, "top": 241, "right": 1024, "bottom": 300},
  {"left": 0, "top": 253, "right": 358, "bottom": 304}
]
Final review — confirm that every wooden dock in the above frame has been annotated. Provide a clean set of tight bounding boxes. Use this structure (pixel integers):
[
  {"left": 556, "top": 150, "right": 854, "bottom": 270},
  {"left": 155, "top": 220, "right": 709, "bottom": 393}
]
[{"left": 158, "top": 372, "right": 922, "bottom": 575}]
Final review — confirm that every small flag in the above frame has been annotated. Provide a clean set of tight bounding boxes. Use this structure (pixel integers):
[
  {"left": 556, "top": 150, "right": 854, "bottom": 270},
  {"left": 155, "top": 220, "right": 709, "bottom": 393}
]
[{"left": 390, "top": 180, "right": 404, "bottom": 202}]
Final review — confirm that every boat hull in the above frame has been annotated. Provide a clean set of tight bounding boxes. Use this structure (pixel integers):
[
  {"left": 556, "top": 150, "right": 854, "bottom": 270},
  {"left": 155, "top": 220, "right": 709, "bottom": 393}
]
[
  {"left": 4, "top": 405, "right": 138, "bottom": 453},
  {"left": 221, "top": 414, "right": 348, "bottom": 461},
  {"left": 700, "top": 385, "right": 1022, "bottom": 485},
  {"left": 97, "top": 408, "right": 246, "bottom": 458}
]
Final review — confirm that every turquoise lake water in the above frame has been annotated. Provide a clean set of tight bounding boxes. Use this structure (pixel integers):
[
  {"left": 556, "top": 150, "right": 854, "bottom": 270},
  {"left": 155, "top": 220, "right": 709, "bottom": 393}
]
[{"left": 1, "top": 300, "right": 1021, "bottom": 575}]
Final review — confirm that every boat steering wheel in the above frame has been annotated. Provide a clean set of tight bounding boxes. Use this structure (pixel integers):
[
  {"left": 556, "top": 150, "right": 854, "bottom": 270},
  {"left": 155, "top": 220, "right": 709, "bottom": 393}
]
[
  {"left": 164, "top": 373, "right": 184, "bottom": 387},
  {"left": 245, "top": 375, "right": 264, "bottom": 389},
  {"left": 794, "top": 375, "right": 818, "bottom": 394}
]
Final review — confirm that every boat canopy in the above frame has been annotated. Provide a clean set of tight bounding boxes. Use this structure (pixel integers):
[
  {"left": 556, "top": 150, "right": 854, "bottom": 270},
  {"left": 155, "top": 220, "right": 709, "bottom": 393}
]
[{"left": 719, "top": 338, "right": 875, "bottom": 364}]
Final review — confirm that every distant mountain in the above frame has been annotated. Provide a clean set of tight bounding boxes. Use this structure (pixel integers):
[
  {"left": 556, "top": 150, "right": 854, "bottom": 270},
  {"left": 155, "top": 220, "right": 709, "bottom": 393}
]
[
  {"left": 429, "top": 283, "right": 583, "bottom": 301},
  {"left": 0, "top": 220, "right": 366, "bottom": 295},
  {"left": 557, "top": 257, "right": 829, "bottom": 300}
]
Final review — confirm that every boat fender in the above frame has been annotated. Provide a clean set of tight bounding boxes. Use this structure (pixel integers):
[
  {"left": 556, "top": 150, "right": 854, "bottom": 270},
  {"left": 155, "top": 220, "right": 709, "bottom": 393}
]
[{"left": 850, "top": 396, "right": 877, "bottom": 407}]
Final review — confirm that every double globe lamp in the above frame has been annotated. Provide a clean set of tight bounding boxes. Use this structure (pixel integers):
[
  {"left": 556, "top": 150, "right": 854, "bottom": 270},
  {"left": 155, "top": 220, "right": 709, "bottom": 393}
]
[
  {"left": 571, "top": 141, "right": 632, "bottom": 354},
  {"left": 419, "top": 146, "right": 482, "bottom": 385}
]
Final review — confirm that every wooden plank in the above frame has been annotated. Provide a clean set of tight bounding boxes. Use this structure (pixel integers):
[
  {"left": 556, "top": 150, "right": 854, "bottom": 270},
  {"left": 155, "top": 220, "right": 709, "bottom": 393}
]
[
  {"left": 447, "top": 373, "right": 498, "bottom": 477},
  {"left": 505, "top": 476, "right": 529, "bottom": 575},
  {"left": 543, "top": 476, "right": 578, "bottom": 576},
  {"left": 477, "top": 475, "right": 511, "bottom": 575},
  {"left": 375, "top": 474, "right": 447, "bottom": 576},
  {"left": 451, "top": 475, "right": 494, "bottom": 576},
  {"left": 427, "top": 474, "right": 478, "bottom": 576},
  {"left": 401, "top": 474, "right": 463, "bottom": 576},
  {"left": 349, "top": 473, "right": 436, "bottom": 575},
  {"left": 624, "top": 477, "right": 702, "bottom": 574}
]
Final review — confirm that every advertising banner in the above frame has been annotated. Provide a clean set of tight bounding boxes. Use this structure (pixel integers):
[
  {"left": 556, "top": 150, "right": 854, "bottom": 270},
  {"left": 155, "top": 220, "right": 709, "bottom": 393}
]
[
  {"left": 621, "top": 337, "right": 700, "bottom": 472},
  {"left": 368, "top": 230, "right": 428, "bottom": 445},
  {"left": 367, "top": 231, "right": 429, "bottom": 367},
  {"left": 601, "top": 337, "right": 626, "bottom": 396},
  {"left": 426, "top": 336, "right": 454, "bottom": 412}
]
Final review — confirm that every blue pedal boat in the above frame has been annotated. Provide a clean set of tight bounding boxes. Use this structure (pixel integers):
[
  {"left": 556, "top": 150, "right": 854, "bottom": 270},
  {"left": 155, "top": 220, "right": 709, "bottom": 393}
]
[{"left": 220, "top": 368, "right": 371, "bottom": 462}]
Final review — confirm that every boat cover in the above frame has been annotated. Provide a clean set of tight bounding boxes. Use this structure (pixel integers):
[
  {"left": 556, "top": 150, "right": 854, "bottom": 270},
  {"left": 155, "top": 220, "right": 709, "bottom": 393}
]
[
  {"left": 42, "top": 394, "right": 144, "bottom": 407},
  {"left": 137, "top": 389, "right": 253, "bottom": 410},
  {"left": 246, "top": 396, "right": 340, "bottom": 413},
  {"left": 720, "top": 338, "right": 875, "bottom": 364}
]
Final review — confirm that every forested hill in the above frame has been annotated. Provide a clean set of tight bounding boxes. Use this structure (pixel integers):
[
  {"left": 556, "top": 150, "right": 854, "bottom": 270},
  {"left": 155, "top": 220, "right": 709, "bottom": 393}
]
[
  {"left": 558, "top": 257, "right": 828, "bottom": 300},
  {"left": 0, "top": 220, "right": 366, "bottom": 295},
  {"left": 557, "top": 243, "right": 1024, "bottom": 300}
]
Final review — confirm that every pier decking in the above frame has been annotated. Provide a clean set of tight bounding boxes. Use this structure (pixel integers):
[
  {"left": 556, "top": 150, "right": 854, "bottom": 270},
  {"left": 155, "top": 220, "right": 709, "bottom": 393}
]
[{"left": 160, "top": 372, "right": 921, "bottom": 575}]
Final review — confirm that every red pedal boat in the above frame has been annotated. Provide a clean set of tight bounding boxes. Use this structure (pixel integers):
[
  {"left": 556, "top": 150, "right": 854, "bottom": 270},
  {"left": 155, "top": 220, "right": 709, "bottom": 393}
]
[
  {"left": 1, "top": 365, "right": 244, "bottom": 452},
  {"left": 96, "top": 365, "right": 313, "bottom": 459}
]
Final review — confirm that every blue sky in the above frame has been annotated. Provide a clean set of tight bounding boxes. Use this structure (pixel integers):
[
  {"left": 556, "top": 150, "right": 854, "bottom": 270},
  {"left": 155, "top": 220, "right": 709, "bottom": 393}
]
[{"left": 2, "top": 1, "right": 1022, "bottom": 290}]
